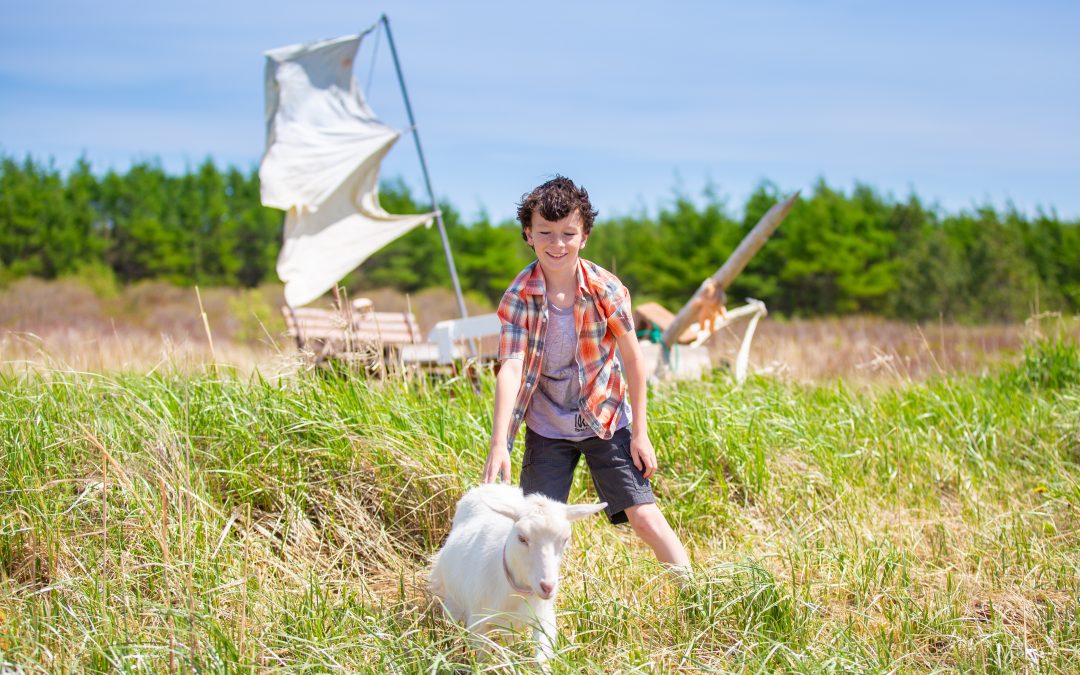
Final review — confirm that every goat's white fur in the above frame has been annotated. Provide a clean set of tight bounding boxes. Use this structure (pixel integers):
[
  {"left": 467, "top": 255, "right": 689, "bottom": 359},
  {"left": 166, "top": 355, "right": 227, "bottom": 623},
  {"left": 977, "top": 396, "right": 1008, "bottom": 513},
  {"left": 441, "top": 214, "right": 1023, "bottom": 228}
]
[{"left": 429, "top": 484, "right": 606, "bottom": 661}]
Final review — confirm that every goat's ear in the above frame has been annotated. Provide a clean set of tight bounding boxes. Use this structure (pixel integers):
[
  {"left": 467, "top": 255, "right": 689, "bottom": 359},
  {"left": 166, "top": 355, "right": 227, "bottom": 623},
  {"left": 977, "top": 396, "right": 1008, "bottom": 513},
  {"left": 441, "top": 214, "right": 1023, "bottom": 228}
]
[
  {"left": 565, "top": 502, "right": 607, "bottom": 522},
  {"left": 482, "top": 496, "right": 522, "bottom": 521}
]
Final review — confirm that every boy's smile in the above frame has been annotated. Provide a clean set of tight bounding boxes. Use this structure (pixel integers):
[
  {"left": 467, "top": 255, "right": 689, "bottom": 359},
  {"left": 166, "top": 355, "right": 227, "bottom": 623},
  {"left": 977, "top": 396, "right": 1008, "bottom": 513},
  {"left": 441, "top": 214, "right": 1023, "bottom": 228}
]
[{"left": 526, "top": 210, "right": 589, "bottom": 280}]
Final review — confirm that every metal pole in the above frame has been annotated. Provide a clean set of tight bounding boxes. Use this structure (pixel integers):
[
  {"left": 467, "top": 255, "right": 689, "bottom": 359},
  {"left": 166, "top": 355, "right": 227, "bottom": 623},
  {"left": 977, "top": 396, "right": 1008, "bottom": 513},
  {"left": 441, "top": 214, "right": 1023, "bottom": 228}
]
[{"left": 380, "top": 14, "right": 469, "bottom": 321}]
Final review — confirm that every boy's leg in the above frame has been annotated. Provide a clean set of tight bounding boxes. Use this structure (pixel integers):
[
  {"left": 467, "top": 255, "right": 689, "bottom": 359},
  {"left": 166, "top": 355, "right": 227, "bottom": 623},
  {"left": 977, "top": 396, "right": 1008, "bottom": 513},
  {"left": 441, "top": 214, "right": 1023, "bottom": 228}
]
[
  {"left": 581, "top": 428, "right": 691, "bottom": 567},
  {"left": 624, "top": 503, "right": 690, "bottom": 567},
  {"left": 519, "top": 428, "right": 581, "bottom": 503}
]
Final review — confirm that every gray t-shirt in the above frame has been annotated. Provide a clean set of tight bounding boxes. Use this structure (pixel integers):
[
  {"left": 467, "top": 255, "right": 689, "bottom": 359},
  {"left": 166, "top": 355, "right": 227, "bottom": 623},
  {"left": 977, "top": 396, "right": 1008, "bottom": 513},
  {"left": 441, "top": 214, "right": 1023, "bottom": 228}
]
[{"left": 525, "top": 301, "right": 630, "bottom": 440}]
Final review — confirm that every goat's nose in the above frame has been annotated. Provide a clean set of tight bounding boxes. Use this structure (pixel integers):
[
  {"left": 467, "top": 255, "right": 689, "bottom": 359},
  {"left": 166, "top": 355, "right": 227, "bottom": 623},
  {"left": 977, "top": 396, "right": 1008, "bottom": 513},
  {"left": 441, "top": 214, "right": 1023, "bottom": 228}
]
[{"left": 539, "top": 581, "right": 554, "bottom": 597}]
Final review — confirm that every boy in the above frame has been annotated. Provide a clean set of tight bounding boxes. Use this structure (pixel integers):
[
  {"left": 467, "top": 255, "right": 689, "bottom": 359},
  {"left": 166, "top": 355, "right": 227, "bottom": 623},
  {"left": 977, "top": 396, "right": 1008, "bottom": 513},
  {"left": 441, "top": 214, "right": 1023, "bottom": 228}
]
[{"left": 482, "top": 176, "right": 690, "bottom": 570}]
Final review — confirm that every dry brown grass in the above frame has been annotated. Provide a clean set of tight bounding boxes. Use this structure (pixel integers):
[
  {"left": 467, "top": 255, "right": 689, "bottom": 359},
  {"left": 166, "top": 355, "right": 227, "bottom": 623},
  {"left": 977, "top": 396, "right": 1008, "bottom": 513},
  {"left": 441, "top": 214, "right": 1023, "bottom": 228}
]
[
  {"left": 705, "top": 313, "right": 1078, "bottom": 384},
  {"left": 0, "top": 279, "right": 491, "bottom": 375},
  {"left": 3, "top": 278, "right": 1076, "bottom": 380}
]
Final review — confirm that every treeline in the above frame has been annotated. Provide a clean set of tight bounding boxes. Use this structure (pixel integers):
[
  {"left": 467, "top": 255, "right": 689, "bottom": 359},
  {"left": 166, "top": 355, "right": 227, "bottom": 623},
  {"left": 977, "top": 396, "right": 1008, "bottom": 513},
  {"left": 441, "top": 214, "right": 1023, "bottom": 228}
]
[
  {"left": 0, "top": 156, "right": 280, "bottom": 287},
  {"left": 2, "top": 154, "right": 1078, "bottom": 322}
]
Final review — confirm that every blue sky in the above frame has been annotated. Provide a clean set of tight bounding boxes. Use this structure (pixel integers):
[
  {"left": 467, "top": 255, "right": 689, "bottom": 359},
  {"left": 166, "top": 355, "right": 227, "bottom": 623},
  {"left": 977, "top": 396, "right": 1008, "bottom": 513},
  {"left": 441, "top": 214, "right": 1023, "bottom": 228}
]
[{"left": 2, "top": 0, "right": 1078, "bottom": 223}]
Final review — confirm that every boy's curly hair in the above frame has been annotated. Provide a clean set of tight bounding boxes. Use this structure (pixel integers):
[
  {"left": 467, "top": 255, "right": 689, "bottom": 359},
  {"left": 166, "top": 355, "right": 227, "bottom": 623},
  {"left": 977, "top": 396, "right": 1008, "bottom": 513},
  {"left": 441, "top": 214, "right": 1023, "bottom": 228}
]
[{"left": 516, "top": 176, "right": 599, "bottom": 242}]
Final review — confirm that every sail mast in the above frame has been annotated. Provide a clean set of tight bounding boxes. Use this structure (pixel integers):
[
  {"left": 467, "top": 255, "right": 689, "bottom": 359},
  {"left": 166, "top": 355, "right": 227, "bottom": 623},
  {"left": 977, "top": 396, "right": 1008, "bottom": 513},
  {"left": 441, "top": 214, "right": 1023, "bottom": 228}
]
[{"left": 380, "top": 14, "right": 469, "bottom": 321}]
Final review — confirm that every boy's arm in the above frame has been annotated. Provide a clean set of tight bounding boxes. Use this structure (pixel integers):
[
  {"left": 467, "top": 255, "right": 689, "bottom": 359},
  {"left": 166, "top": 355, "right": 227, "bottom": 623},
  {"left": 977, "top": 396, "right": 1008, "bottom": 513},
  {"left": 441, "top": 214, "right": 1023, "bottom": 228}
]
[
  {"left": 616, "top": 329, "right": 657, "bottom": 479},
  {"left": 484, "top": 288, "right": 528, "bottom": 483},
  {"left": 483, "top": 358, "right": 523, "bottom": 483}
]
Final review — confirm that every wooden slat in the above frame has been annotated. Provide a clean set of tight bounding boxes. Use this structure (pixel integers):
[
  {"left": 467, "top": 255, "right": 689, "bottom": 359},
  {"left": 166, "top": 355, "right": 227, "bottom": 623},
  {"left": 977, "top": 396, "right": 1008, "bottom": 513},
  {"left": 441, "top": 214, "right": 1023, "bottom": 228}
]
[
  {"left": 282, "top": 305, "right": 422, "bottom": 353},
  {"left": 293, "top": 328, "right": 360, "bottom": 340},
  {"left": 288, "top": 311, "right": 347, "bottom": 319}
]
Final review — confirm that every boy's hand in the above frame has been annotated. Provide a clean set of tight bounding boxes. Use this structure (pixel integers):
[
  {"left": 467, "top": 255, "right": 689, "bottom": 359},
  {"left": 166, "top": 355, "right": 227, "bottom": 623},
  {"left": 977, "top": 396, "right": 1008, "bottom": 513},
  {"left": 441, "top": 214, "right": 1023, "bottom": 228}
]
[
  {"left": 631, "top": 433, "right": 658, "bottom": 479},
  {"left": 482, "top": 442, "right": 512, "bottom": 483}
]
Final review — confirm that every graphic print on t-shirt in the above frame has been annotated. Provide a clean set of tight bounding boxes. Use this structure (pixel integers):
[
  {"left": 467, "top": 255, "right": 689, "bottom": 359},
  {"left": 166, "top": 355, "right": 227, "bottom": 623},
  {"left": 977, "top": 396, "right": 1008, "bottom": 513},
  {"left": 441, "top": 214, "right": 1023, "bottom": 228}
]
[{"left": 574, "top": 413, "right": 588, "bottom": 434}]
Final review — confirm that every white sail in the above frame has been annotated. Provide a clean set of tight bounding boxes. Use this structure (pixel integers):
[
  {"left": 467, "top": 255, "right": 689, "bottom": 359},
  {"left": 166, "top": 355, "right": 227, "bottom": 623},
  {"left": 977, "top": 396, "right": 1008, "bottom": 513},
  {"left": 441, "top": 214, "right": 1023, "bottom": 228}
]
[{"left": 260, "top": 30, "right": 434, "bottom": 307}]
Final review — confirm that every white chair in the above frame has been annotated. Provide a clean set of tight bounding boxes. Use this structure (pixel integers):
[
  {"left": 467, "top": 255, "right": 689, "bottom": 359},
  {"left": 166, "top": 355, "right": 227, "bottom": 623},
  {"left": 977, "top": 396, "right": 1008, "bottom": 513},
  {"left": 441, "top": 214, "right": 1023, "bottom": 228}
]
[{"left": 427, "top": 313, "right": 502, "bottom": 364}]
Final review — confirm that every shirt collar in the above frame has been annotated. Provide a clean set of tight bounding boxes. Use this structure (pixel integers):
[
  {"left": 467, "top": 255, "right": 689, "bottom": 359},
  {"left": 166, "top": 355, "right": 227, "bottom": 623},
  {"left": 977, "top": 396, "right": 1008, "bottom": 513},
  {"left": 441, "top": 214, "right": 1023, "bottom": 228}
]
[
  {"left": 523, "top": 260, "right": 546, "bottom": 296},
  {"left": 576, "top": 259, "right": 590, "bottom": 297}
]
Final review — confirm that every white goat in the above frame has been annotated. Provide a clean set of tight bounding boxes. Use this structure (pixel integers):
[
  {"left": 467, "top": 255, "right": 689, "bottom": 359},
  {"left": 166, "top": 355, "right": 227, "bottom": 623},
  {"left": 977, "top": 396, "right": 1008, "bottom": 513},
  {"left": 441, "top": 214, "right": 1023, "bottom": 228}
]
[{"left": 429, "top": 484, "right": 606, "bottom": 661}]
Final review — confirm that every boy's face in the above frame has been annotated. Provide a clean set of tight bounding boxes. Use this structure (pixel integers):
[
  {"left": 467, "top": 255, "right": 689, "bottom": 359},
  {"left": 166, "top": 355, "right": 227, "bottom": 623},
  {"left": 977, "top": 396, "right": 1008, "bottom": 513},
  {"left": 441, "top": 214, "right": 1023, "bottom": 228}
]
[{"left": 525, "top": 210, "right": 589, "bottom": 278}]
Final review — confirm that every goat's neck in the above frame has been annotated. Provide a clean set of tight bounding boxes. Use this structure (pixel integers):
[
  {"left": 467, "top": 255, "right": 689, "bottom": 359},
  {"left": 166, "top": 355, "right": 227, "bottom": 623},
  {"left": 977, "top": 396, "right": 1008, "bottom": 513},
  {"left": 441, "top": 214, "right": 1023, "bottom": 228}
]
[{"left": 502, "top": 539, "right": 534, "bottom": 595}]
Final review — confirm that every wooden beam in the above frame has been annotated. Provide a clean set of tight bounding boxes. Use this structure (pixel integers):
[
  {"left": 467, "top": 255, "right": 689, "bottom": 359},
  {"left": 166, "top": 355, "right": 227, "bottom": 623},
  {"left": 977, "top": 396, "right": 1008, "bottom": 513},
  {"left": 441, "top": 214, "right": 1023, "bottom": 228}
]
[{"left": 660, "top": 191, "right": 799, "bottom": 352}]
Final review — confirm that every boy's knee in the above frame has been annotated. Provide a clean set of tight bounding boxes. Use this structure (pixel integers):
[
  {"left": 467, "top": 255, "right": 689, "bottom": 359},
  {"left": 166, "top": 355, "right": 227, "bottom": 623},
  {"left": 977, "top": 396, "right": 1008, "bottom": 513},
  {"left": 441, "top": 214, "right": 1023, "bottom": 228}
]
[{"left": 625, "top": 503, "right": 665, "bottom": 536}]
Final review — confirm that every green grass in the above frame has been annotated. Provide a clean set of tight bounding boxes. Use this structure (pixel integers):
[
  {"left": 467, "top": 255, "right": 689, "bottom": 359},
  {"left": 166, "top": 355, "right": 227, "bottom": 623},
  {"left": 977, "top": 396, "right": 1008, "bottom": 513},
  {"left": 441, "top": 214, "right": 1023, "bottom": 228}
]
[{"left": 1, "top": 341, "right": 1078, "bottom": 672}]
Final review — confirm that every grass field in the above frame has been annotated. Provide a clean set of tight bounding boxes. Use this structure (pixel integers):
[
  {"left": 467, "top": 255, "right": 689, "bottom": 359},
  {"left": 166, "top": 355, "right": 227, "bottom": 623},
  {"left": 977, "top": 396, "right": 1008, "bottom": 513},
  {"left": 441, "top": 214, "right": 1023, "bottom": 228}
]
[{"left": 1, "top": 313, "right": 1078, "bottom": 672}]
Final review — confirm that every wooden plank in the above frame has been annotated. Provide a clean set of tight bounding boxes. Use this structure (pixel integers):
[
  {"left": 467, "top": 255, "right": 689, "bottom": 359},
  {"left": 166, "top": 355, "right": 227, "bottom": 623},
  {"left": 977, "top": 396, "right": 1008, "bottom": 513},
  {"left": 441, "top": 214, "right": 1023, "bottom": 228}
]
[
  {"left": 282, "top": 305, "right": 423, "bottom": 356},
  {"left": 660, "top": 192, "right": 798, "bottom": 351},
  {"left": 634, "top": 302, "right": 699, "bottom": 344}
]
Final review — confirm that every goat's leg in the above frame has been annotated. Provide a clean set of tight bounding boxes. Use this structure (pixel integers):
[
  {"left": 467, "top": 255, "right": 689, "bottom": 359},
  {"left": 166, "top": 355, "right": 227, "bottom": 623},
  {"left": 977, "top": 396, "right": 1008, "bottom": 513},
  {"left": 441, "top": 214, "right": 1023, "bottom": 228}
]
[
  {"left": 465, "top": 616, "right": 495, "bottom": 654},
  {"left": 533, "top": 605, "right": 558, "bottom": 663},
  {"left": 437, "top": 596, "right": 465, "bottom": 624}
]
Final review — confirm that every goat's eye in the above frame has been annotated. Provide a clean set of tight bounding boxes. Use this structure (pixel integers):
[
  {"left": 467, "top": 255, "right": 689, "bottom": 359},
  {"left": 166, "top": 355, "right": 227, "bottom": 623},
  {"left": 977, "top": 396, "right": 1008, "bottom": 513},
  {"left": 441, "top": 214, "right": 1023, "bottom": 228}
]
[{"left": 517, "top": 535, "right": 529, "bottom": 546}]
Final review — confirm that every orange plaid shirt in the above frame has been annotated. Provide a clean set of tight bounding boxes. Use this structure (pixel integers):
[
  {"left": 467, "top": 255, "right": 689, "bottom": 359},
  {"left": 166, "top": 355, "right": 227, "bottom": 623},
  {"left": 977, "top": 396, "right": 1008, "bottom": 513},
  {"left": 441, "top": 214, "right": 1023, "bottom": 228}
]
[{"left": 497, "top": 258, "right": 635, "bottom": 452}]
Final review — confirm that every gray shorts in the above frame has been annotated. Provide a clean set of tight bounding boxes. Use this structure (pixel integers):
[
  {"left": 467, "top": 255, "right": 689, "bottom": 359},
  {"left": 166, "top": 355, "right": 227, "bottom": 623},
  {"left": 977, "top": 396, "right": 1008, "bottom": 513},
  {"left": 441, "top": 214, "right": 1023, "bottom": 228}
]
[{"left": 520, "top": 426, "right": 655, "bottom": 525}]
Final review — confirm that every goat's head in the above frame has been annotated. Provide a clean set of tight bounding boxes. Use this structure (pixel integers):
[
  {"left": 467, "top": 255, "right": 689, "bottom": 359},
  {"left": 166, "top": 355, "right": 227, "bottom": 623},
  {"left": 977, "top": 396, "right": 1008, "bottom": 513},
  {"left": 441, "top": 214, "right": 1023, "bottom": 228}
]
[{"left": 486, "top": 494, "right": 606, "bottom": 600}]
